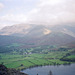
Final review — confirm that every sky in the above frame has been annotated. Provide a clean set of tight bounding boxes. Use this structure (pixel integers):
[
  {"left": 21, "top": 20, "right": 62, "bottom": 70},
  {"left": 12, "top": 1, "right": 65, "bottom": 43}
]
[{"left": 0, "top": 0, "right": 75, "bottom": 29}]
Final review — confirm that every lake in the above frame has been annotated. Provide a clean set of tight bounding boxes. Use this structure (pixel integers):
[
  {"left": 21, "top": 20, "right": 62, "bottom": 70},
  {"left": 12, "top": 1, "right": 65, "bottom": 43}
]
[{"left": 22, "top": 64, "right": 75, "bottom": 75}]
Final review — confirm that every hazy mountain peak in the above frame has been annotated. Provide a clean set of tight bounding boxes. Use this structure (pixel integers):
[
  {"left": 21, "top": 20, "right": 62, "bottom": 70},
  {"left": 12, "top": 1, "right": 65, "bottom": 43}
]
[
  {"left": 62, "top": 28, "right": 75, "bottom": 38},
  {"left": 0, "top": 23, "right": 75, "bottom": 38},
  {"left": 0, "top": 24, "right": 31, "bottom": 36},
  {"left": 43, "top": 28, "right": 51, "bottom": 35}
]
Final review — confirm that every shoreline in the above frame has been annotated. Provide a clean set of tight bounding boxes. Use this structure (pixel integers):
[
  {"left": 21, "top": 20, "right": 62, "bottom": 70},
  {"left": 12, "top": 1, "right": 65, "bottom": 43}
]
[
  {"left": 20, "top": 62, "right": 72, "bottom": 71},
  {"left": 21, "top": 63, "right": 75, "bottom": 75}
]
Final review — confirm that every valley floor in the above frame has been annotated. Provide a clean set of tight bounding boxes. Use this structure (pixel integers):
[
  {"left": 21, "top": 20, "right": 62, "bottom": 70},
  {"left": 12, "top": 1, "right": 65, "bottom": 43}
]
[{"left": 0, "top": 47, "right": 75, "bottom": 70}]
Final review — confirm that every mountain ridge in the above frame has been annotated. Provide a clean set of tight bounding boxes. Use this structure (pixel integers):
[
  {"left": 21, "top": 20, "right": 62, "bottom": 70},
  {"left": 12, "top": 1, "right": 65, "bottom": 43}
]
[{"left": 0, "top": 23, "right": 75, "bottom": 48}]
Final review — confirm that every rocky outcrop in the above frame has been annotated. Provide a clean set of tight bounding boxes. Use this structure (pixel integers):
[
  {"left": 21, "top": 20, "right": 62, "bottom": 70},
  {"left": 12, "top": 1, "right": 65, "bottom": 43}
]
[
  {"left": 0, "top": 64, "right": 8, "bottom": 75},
  {"left": 0, "top": 64, "right": 28, "bottom": 75}
]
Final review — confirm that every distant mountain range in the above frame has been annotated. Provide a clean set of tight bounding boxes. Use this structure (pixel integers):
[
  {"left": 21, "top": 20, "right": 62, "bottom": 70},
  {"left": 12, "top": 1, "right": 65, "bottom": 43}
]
[{"left": 0, "top": 23, "right": 75, "bottom": 48}]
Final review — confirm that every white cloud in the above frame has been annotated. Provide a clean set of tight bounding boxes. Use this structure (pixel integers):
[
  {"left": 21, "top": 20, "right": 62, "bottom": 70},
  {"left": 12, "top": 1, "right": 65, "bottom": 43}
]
[
  {"left": 0, "top": 13, "right": 27, "bottom": 29},
  {"left": 0, "top": 23, "right": 10, "bottom": 29},
  {"left": 0, "top": 3, "right": 4, "bottom": 10},
  {"left": 0, "top": 14, "right": 27, "bottom": 23},
  {"left": 27, "top": 0, "right": 75, "bottom": 25},
  {"left": 0, "top": 0, "right": 75, "bottom": 29}
]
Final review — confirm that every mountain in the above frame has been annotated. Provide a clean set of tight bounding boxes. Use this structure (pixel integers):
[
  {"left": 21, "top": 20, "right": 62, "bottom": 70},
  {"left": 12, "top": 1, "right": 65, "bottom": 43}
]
[
  {"left": 0, "top": 24, "right": 32, "bottom": 36},
  {"left": 67, "top": 41, "right": 75, "bottom": 48},
  {"left": 36, "top": 32, "right": 75, "bottom": 46},
  {"left": 0, "top": 24, "right": 51, "bottom": 37},
  {"left": 0, "top": 23, "right": 75, "bottom": 48},
  {"left": 48, "top": 24, "right": 75, "bottom": 38},
  {"left": 26, "top": 25, "right": 51, "bottom": 38}
]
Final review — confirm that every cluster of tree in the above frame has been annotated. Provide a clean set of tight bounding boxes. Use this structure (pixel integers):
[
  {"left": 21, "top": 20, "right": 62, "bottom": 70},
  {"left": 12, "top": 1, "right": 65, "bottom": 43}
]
[
  {"left": 36, "top": 70, "right": 53, "bottom": 75},
  {"left": 60, "top": 58, "right": 75, "bottom": 62},
  {"left": 0, "top": 46, "right": 12, "bottom": 53},
  {"left": 60, "top": 50, "right": 75, "bottom": 62}
]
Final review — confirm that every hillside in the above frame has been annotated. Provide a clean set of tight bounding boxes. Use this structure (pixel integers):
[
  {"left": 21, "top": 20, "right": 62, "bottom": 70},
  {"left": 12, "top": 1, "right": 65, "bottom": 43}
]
[
  {"left": 0, "top": 24, "right": 75, "bottom": 48},
  {"left": 0, "top": 64, "right": 28, "bottom": 75}
]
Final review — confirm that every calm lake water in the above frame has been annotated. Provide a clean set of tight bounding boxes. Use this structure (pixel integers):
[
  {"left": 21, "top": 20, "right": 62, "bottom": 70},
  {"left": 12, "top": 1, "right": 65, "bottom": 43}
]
[{"left": 22, "top": 64, "right": 75, "bottom": 75}]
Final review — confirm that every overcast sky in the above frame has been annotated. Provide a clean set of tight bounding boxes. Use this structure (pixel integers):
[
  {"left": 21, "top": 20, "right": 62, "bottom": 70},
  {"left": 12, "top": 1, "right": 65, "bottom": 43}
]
[{"left": 0, "top": 0, "right": 75, "bottom": 29}]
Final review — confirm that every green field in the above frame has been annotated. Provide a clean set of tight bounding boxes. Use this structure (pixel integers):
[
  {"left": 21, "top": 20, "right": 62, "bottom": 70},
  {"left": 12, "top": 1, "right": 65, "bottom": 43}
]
[
  {"left": 0, "top": 45, "right": 75, "bottom": 70},
  {"left": 67, "top": 55, "right": 75, "bottom": 59}
]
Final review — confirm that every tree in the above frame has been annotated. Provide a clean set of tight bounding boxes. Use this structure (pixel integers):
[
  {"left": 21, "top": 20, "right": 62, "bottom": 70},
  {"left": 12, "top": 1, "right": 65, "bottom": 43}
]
[
  {"left": 20, "top": 64, "right": 23, "bottom": 66},
  {"left": 1, "top": 62, "right": 4, "bottom": 65},
  {"left": 0, "top": 55, "right": 2, "bottom": 59},
  {"left": 48, "top": 70, "right": 53, "bottom": 75}
]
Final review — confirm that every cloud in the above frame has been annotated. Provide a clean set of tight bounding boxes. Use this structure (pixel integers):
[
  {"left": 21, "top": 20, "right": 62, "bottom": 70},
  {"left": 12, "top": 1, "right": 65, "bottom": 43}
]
[
  {"left": 0, "top": 3, "right": 4, "bottom": 10},
  {"left": 0, "top": 14, "right": 27, "bottom": 23},
  {"left": 0, "top": 23, "right": 10, "bottom": 29},
  {"left": 0, "top": 0, "right": 75, "bottom": 29},
  {"left": 0, "top": 13, "right": 27, "bottom": 29},
  {"left": 27, "top": 0, "right": 75, "bottom": 25}
]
